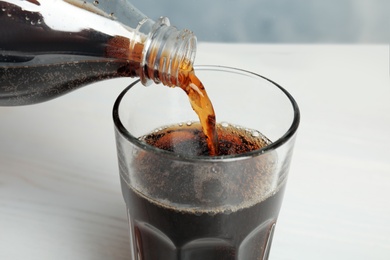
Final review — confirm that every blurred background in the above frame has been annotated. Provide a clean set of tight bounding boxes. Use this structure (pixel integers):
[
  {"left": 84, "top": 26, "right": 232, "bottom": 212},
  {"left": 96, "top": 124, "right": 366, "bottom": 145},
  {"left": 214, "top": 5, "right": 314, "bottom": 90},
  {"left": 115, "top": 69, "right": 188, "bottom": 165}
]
[{"left": 134, "top": 0, "right": 389, "bottom": 43}]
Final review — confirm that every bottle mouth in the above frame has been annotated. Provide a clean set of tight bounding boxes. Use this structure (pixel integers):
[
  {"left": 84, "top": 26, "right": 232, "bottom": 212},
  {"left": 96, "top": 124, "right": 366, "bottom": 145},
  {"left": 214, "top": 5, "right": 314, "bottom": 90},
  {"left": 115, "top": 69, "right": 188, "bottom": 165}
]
[{"left": 141, "top": 17, "right": 197, "bottom": 87}]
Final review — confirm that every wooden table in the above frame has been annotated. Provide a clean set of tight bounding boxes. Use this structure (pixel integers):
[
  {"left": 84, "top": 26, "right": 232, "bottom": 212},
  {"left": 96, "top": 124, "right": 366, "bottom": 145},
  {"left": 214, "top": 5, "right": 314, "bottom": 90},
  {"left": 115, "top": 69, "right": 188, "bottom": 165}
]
[{"left": 1, "top": 44, "right": 389, "bottom": 259}]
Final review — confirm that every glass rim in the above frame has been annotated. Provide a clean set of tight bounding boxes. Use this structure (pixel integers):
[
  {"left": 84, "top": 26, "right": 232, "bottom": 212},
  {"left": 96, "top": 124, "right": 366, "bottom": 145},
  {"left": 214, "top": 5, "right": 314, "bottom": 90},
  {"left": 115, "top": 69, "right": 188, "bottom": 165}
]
[{"left": 113, "top": 65, "right": 300, "bottom": 162}]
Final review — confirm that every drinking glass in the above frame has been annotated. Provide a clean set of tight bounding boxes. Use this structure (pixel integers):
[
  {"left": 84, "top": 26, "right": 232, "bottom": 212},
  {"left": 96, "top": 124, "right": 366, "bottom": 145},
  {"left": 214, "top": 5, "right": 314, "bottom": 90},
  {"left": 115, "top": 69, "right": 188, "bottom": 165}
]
[{"left": 113, "top": 65, "right": 300, "bottom": 259}]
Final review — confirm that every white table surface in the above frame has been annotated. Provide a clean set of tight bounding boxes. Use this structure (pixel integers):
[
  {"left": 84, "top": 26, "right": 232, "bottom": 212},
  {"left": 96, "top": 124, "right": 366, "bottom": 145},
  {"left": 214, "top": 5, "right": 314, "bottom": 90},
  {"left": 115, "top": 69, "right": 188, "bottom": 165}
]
[{"left": 1, "top": 44, "right": 389, "bottom": 259}]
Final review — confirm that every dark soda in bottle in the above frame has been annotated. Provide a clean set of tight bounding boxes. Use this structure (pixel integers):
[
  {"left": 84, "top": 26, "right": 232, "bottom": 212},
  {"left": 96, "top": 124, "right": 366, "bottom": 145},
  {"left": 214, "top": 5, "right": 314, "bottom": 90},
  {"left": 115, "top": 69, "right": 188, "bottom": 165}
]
[{"left": 0, "top": 0, "right": 196, "bottom": 105}]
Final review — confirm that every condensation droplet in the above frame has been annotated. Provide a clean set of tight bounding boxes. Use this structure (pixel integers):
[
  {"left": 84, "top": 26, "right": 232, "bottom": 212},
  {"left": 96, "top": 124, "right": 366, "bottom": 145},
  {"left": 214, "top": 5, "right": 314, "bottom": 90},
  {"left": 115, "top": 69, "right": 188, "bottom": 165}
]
[
  {"left": 211, "top": 167, "right": 220, "bottom": 174},
  {"left": 7, "top": 12, "right": 11, "bottom": 17},
  {"left": 221, "top": 122, "right": 229, "bottom": 127},
  {"left": 251, "top": 130, "right": 260, "bottom": 137},
  {"left": 1, "top": 7, "right": 6, "bottom": 12},
  {"left": 186, "top": 121, "right": 192, "bottom": 126},
  {"left": 37, "top": 19, "right": 42, "bottom": 24},
  {"left": 25, "top": 16, "right": 30, "bottom": 21},
  {"left": 93, "top": 0, "right": 99, "bottom": 5},
  {"left": 31, "top": 20, "right": 36, "bottom": 25},
  {"left": 178, "top": 122, "right": 183, "bottom": 127},
  {"left": 109, "top": 12, "right": 114, "bottom": 17}
]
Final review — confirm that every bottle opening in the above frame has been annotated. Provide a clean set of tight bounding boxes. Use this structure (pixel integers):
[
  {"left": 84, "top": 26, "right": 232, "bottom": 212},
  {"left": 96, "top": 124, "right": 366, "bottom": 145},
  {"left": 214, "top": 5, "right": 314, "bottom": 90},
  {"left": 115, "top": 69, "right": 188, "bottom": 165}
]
[{"left": 141, "top": 18, "right": 197, "bottom": 87}]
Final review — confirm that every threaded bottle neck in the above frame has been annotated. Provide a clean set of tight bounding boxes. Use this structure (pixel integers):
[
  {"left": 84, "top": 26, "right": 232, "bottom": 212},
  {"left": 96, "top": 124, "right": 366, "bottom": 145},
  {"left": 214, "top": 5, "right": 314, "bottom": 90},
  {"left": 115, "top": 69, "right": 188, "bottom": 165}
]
[{"left": 140, "top": 18, "right": 197, "bottom": 87}]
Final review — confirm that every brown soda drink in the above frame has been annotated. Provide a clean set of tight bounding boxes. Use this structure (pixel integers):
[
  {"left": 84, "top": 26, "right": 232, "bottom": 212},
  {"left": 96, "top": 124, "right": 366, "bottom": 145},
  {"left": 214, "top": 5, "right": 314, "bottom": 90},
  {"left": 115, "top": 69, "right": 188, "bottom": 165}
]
[
  {"left": 176, "top": 68, "right": 218, "bottom": 156},
  {"left": 113, "top": 63, "right": 300, "bottom": 260},
  {"left": 119, "top": 122, "right": 285, "bottom": 259}
]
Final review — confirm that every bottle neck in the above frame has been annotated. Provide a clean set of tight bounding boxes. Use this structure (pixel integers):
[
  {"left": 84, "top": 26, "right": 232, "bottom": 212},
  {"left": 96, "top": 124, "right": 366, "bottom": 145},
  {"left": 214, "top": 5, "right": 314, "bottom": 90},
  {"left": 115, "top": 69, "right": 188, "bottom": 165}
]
[{"left": 140, "top": 18, "right": 197, "bottom": 87}]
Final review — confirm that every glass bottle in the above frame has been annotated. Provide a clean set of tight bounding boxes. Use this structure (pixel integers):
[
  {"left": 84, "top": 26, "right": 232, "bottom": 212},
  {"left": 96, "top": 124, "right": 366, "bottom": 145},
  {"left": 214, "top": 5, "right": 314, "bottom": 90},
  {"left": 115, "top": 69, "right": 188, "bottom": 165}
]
[{"left": 0, "top": 0, "right": 197, "bottom": 105}]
